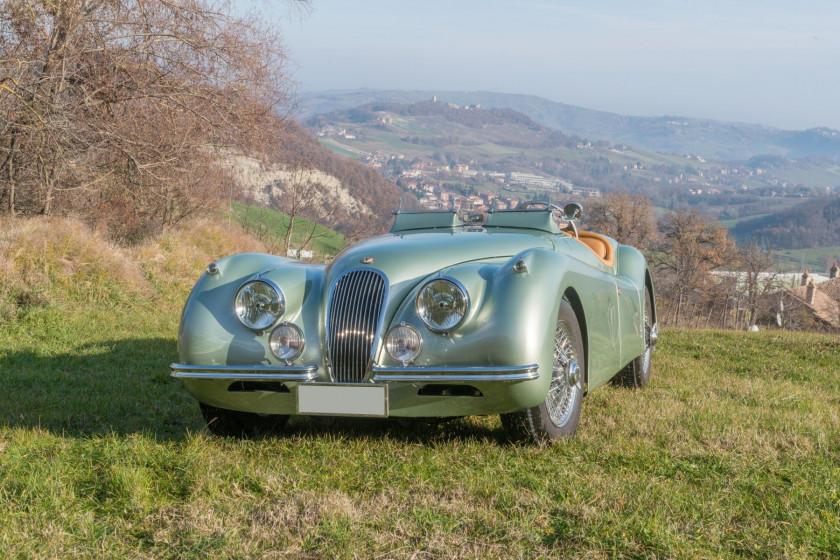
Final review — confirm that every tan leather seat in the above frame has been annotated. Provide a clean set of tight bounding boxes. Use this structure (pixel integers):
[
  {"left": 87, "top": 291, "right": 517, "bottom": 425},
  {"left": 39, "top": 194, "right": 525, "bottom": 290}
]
[{"left": 576, "top": 231, "right": 615, "bottom": 267}]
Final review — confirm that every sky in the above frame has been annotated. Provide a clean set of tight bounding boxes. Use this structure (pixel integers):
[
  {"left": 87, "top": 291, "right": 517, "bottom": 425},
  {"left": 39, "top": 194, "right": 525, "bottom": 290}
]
[{"left": 272, "top": 0, "right": 840, "bottom": 130}]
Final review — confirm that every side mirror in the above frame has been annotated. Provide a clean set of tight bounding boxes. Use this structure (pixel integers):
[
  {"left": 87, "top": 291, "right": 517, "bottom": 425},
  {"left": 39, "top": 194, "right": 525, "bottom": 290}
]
[{"left": 562, "top": 202, "right": 582, "bottom": 221}]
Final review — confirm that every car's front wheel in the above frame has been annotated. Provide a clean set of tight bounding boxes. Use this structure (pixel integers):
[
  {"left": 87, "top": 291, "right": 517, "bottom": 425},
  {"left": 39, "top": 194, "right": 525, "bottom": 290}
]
[
  {"left": 199, "top": 403, "right": 289, "bottom": 438},
  {"left": 501, "top": 299, "right": 585, "bottom": 443}
]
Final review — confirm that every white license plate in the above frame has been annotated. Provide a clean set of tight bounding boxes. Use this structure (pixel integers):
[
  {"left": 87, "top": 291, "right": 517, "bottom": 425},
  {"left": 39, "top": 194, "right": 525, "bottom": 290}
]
[{"left": 297, "top": 384, "right": 388, "bottom": 417}]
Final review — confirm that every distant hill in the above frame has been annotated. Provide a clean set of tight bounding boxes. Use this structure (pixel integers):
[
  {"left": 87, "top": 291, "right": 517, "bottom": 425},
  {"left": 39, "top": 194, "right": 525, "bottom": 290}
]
[
  {"left": 268, "top": 121, "right": 405, "bottom": 234},
  {"left": 305, "top": 99, "right": 840, "bottom": 248},
  {"left": 733, "top": 197, "right": 840, "bottom": 249},
  {"left": 299, "top": 89, "right": 840, "bottom": 162}
]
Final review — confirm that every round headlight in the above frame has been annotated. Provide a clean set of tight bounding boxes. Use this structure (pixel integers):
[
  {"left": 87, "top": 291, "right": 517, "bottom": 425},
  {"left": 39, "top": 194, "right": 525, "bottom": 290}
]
[
  {"left": 416, "top": 278, "right": 468, "bottom": 332},
  {"left": 269, "top": 323, "right": 304, "bottom": 361},
  {"left": 385, "top": 324, "right": 422, "bottom": 364},
  {"left": 234, "top": 280, "right": 284, "bottom": 330}
]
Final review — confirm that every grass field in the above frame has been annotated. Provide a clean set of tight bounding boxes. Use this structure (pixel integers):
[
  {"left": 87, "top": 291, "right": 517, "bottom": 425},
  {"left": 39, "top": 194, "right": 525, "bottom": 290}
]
[
  {"left": 229, "top": 202, "right": 346, "bottom": 258},
  {"left": 317, "top": 138, "right": 363, "bottom": 159},
  {"left": 772, "top": 245, "right": 840, "bottom": 273},
  {"left": 718, "top": 213, "right": 773, "bottom": 229},
  {"left": 1, "top": 291, "right": 838, "bottom": 558}
]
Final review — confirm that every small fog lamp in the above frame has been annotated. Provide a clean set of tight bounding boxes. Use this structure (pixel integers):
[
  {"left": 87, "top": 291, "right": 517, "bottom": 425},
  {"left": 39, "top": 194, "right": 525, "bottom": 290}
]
[
  {"left": 385, "top": 324, "right": 422, "bottom": 365},
  {"left": 269, "top": 323, "right": 305, "bottom": 361}
]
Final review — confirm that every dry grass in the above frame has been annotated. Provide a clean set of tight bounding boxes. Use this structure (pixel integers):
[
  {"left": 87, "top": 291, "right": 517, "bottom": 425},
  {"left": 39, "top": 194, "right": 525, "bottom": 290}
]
[
  {"left": 134, "top": 218, "right": 268, "bottom": 294},
  {"left": 0, "top": 217, "right": 149, "bottom": 311},
  {"left": 0, "top": 216, "right": 268, "bottom": 315}
]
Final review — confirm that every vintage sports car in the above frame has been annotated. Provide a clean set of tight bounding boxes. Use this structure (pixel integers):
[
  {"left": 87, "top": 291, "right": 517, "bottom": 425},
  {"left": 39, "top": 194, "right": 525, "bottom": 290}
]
[{"left": 171, "top": 201, "right": 657, "bottom": 443}]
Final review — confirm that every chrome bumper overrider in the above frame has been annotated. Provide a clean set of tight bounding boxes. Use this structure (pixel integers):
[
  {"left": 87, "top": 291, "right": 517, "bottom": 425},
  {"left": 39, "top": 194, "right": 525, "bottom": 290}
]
[
  {"left": 170, "top": 364, "right": 318, "bottom": 381},
  {"left": 370, "top": 364, "right": 539, "bottom": 383},
  {"left": 170, "top": 363, "right": 540, "bottom": 383}
]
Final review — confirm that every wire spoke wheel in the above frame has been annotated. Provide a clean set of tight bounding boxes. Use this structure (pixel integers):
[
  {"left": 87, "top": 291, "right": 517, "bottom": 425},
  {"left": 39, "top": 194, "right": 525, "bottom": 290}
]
[
  {"left": 500, "top": 298, "right": 584, "bottom": 443},
  {"left": 546, "top": 318, "right": 581, "bottom": 427}
]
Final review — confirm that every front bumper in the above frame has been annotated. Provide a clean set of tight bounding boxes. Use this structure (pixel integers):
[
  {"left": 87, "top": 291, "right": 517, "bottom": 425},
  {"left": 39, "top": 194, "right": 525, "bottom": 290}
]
[
  {"left": 370, "top": 364, "right": 538, "bottom": 383},
  {"left": 170, "top": 362, "right": 545, "bottom": 417},
  {"left": 171, "top": 364, "right": 318, "bottom": 382},
  {"left": 171, "top": 363, "right": 537, "bottom": 383}
]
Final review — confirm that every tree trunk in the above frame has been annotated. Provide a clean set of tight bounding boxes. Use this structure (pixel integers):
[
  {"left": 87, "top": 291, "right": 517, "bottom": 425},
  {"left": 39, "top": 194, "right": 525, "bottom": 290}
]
[
  {"left": 7, "top": 159, "right": 15, "bottom": 217},
  {"left": 675, "top": 291, "right": 684, "bottom": 328},
  {"left": 284, "top": 215, "right": 295, "bottom": 254},
  {"left": 42, "top": 183, "right": 54, "bottom": 215}
]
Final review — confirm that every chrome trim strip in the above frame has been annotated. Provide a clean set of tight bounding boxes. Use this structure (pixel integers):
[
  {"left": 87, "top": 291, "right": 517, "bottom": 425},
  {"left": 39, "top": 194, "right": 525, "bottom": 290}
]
[
  {"left": 392, "top": 209, "right": 458, "bottom": 215},
  {"left": 370, "top": 363, "right": 539, "bottom": 383},
  {"left": 170, "top": 363, "right": 317, "bottom": 381}
]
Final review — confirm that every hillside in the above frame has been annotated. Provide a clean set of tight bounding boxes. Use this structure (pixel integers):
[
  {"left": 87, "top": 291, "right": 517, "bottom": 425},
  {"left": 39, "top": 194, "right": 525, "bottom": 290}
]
[
  {"left": 733, "top": 197, "right": 840, "bottom": 249},
  {"left": 304, "top": 99, "right": 839, "bottom": 237},
  {"left": 251, "top": 121, "right": 405, "bottom": 235},
  {"left": 300, "top": 89, "right": 840, "bottom": 162}
]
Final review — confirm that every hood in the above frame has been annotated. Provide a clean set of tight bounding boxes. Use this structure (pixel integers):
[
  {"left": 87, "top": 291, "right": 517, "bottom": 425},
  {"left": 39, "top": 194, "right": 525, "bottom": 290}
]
[{"left": 327, "top": 229, "right": 554, "bottom": 286}]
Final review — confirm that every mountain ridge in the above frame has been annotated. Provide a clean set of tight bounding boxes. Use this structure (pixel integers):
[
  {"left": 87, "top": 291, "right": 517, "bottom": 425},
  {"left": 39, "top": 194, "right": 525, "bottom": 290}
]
[{"left": 298, "top": 89, "right": 840, "bottom": 162}]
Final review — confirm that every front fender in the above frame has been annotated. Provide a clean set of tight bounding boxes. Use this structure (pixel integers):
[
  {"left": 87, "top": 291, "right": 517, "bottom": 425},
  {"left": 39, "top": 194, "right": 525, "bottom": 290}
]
[
  {"left": 177, "top": 253, "right": 327, "bottom": 373},
  {"left": 379, "top": 248, "right": 599, "bottom": 407}
]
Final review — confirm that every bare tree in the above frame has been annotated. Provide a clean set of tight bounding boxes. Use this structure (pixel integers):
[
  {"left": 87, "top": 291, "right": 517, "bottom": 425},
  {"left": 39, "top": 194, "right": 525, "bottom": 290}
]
[
  {"left": 1, "top": 0, "right": 304, "bottom": 238},
  {"left": 736, "top": 243, "right": 783, "bottom": 328},
  {"left": 265, "top": 164, "right": 344, "bottom": 254},
  {"left": 653, "top": 209, "right": 734, "bottom": 327},
  {"left": 584, "top": 191, "right": 659, "bottom": 251}
]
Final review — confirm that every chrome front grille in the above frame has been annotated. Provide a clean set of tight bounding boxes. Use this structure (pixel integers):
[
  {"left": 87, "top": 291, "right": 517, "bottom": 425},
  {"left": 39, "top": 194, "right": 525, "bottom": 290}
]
[{"left": 327, "top": 269, "right": 387, "bottom": 383}]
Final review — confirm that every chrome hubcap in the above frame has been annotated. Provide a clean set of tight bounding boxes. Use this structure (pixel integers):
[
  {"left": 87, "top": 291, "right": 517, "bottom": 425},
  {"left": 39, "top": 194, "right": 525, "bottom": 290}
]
[
  {"left": 547, "top": 318, "right": 581, "bottom": 427},
  {"left": 567, "top": 361, "right": 580, "bottom": 386}
]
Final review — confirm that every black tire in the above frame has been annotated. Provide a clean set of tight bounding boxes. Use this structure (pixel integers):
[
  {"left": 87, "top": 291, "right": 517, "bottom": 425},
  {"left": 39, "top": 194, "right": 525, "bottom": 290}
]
[
  {"left": 613, "top": 283, "right": 654, "bottom": 388},
  {"left": 501, "top": 299, "right": 585, "bottom": 443},
  {"left": 199, "top": 402, "right": 289, "bottom": 438}
]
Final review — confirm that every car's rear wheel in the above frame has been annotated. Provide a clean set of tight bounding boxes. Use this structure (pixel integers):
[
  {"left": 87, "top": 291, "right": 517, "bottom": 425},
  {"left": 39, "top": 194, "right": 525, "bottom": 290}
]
[
  {"left": 199, "top": 403, "right": 289, "bottom": 438},
  {"left": 501, "top": 299, "right": 584, "bottom": 443},
  {"left": 613, "top": 283, "right": 654, "bottom": 388}
]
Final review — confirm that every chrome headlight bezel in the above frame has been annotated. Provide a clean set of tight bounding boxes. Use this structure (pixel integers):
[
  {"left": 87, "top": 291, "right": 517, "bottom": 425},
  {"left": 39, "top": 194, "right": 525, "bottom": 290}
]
[
  {"left": 233, "top": 279, "right": 285, "bottom": 331},
  {"left": 415, "top": 277, "right": 469, "bottom": 333}
]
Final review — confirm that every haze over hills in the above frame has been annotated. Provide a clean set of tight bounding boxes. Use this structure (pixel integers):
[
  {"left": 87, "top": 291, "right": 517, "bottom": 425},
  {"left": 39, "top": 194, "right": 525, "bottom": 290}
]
[
  {"left": 304, "top": 99, "right": 840, "bottom": 252},
  {"left": 299, "top": 89, "right": 840, "bottom": 162},
  {"left": 733, "top": 197, "right": 840, "bottom": 250}
]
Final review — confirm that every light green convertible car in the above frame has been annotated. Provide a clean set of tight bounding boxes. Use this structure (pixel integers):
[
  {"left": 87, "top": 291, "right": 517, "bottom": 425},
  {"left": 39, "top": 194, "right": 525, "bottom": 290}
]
[{"left": 172, "top": 202, "right": 657, "bottom": 443}]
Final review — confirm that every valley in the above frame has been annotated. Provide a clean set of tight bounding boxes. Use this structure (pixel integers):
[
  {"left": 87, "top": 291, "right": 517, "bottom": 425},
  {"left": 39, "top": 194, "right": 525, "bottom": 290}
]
[{"left": 304, "top": 98, "right": 840, "bottom": 249}]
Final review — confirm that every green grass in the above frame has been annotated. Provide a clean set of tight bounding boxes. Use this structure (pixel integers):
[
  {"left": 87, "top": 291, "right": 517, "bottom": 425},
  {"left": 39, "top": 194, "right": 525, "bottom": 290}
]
[
  {"left": 390, "top": 117, "right": 438, "bottom": 137},
  {"left": 317, "top": 138, "right": 363, "bottom": 159},
  {"left": 772, "top": 164, "right": 840, "bottom": 187},
  {"left": 772, "top": 245, "right": 840, "bottom": 272},
  {"left": 1, "top": 299, "right": 838, "bottom": 558},
  {"left": 229, "top": 202, "right": 346, "bottom": 257},
  {"left": 718, "top": 213, "right": 773, "bottom": 229}
]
